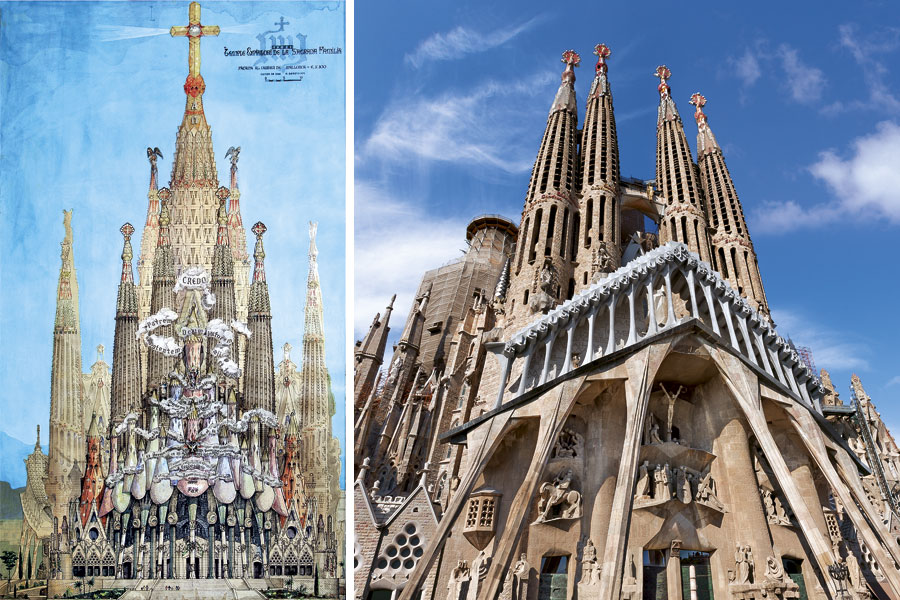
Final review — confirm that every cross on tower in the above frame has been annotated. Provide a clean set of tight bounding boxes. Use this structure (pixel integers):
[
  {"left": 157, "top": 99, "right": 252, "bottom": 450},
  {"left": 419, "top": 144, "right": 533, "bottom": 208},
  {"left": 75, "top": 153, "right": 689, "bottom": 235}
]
[
  {"left": 654, "top": 65, "right": 672, "bottom": 98},
  {"left": 689, "top": 93, "right": 708, "bottom": 127},
  {"left": 170, "top": 2, "right": 220, "bottom": 79},
  {"left": 593, "top": 43, "right": 611, "bottom": 73},
  {"left": 561, "top": 49, "right": 581, "bottom": 68}
]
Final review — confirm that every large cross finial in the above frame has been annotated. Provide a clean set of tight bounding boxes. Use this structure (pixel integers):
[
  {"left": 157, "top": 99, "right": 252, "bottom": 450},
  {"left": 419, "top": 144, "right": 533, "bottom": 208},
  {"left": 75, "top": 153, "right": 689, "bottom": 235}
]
[
  {"left": 654, "top": 65, "right": 672, "bottom": 98},
  {"left": 170, "top": 3, "right": 220, "bottom": 80}
]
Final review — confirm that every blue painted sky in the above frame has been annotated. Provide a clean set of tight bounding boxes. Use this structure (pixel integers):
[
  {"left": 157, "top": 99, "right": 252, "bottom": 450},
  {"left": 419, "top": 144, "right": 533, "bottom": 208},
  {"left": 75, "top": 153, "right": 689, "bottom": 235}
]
[
  {"left": 0, "top": 1, "right": 346, "bottom": 487},
  {"left": 354, "top": 1, "right": 900, "bottom": 432}
]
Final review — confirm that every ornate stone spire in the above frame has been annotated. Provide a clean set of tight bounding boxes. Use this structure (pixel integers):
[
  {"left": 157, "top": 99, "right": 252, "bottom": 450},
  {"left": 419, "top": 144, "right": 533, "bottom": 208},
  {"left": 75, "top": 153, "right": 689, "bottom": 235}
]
[
  {"left": 244, "top": 222, "right": 274, "bottom": 416},
  {"left": 653, "top": 66, "right": 713, "bottom": 264},
  {"left": 77, "top": 413, "right": 105, "bottom": 527},
  {"left": 47, "top": 210, "right": 85, "bottom": 522},
  {"left": 225, "top": 146, "right": 251, "bottom": 357},
  {"left": 146, "top": 191, "right": 177, "bottom": 390},
  {"left": 298, "top": 222, "right": 338, "bottom": 517},
  {"left": 577, "top": 43, "right": 622, "bottom": 289},
  {"left": 510, "top": 50, "right": 582, "bottom": 324},
  {"left": 111, "top": 223, "right": 143, "bottom": 423},
  {"left": 691, "top": 93, "right": 770, "bottom": 315},
  {"left": 354, "top": 295, "right": 395, "bottom": 408},
  {"left": 210, "top": 187, "right": 237, "bottom": 322}
]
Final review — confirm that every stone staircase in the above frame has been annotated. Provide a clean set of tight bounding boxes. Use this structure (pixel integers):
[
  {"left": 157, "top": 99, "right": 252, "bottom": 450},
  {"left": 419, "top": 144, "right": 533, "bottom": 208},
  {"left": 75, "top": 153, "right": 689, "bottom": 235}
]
[{"left": 117, "top": 578, "right": 267, "bottom": 599}]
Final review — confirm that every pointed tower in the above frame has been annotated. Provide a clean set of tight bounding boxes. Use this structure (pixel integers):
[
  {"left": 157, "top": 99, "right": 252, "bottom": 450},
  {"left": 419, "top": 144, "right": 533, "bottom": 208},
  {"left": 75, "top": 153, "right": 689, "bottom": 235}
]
[
  {"left": 354, "top": 295, "right": 395, "bottom": 410},
  {"left": 299, "top": 222, "right": 338, "bottom": 517},
  {"left": 77, "top": 414, "right": 105, "bottom": 527},
  {"left": 509, "top": 50, "right": 581, "bottom": 324},
  {"left": 226, "top": 147, "right": 251, "bottom": 383},
  {"left": 209, "top": 187, "right": 236, "bottom": 323},
  {"left": 137, "top": 148, "right": 161, "bottom": 320},
  {"left": 690, "top": 93, "right": 770, "bottom": 315},
  {"left": 81, "top": 345, "right": 110, "bottom": 434},
  {"left": 244, "top": 222, "right": 275, "bottom": 415},
  {"left": 653, "top": 66, "right": 713, "bottom": 264},
  {"left": 110, "top": 224, "right": 143, "bottom": 424},
  {"left": 47, "top": 210, "right": 85, "bottom": 521},
  {"left": 226, "top": 147, "right": 251, "bottom": 319},
  {"left": 146, "top": 192, "right": 177, "bottom": 390},
  {"left": 576, "top": 43, "right": 621, "bottom": 288},
  {"left": 380, "top": 285, "right": 430, "bottom": 408},
  {"left": 167, "top": 2, "right": 223, "bottom": 273}
]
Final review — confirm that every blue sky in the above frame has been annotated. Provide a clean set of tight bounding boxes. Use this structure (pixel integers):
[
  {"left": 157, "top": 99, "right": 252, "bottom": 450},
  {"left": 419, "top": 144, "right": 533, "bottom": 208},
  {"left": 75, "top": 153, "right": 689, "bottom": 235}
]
[
  {"left": 354, "top": 1, "right": 900, "bottom": 433},
  {"left": 0, "top": 1, "right": 346, "bottom": 486}
]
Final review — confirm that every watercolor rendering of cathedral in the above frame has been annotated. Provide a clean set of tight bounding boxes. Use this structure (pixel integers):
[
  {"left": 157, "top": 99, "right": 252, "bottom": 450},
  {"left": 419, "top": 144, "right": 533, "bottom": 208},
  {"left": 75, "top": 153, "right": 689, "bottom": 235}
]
[
  {"left": 16, "top": 4, "right": 343, "bottom": 598},
  {"left": 354, "top": 46, "right": 900, "bottom": 600}
]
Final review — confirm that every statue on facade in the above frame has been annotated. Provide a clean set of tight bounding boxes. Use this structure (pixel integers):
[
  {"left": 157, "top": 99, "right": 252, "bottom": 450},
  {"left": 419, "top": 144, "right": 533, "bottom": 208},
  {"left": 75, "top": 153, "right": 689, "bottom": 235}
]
[
  {"left": 579, "top": 538, "right": 601, "bottom": 585},
  {"left": 653, "top": 464, "right": 671, "bottom": 499},
  {"left": 530, "top": 258, "right": 559, "bottom": 314},
  {"left": 648, "top": 414, "right": 663, "bottom": 445},
  {"left": 764, "top": 556, "right": 786, "bottom": 582},
  {"left": 695, "top": 470, "right": 724, "bottom": 511},
  {"left": 635, "top": 460, "right": 651, "bottom": 498},
  {"left": 501, "top": 553, "right": 530, "bottom": 600},
  {"left": 734, "top": 545, "right": 754, "bottom": 584},
  {"left": 448, "top": 560, "right": 471, "bottom": 600},
  {"left": 552, "top": 428, "right": 580, "bottom": 459},
  {"left": 534, "top": 470, "right": 582, "bottom": 523},
  {"left": 467, "top": 550, "right": 490, "bottom": 600}
]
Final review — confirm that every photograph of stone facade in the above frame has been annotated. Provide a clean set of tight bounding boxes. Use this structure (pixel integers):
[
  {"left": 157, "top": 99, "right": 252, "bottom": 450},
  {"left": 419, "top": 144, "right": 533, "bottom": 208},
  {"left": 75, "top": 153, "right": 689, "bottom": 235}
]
[
  {"left": 1, "top": 2, "right": 346, "bottom": 598},
  {"left": 353, "top": 42, "right": 900, "bottom": 600}
]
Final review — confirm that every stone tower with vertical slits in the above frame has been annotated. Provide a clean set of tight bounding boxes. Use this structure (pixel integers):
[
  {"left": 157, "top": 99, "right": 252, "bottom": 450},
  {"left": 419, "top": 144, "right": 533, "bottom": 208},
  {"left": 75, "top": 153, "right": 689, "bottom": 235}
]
[
  {"left": 691, "top": 93, "right": 770, "bottom": 316},
  {"left": 508, "top": 50, "right": 582, "bottom": 328},
  {"left": 46, "top": 210, "right": 85, "bottom": 523},
  {"left": 654, "top": 65, "right": 713, "bottom": 265},
  {"left": 576, "top": 43, "right": 622, "bottom": 292}
]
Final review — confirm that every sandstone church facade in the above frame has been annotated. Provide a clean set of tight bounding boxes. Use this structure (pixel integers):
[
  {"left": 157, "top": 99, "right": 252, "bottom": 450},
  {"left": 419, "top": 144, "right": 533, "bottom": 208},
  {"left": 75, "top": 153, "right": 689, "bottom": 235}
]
[{"left": 354, "top": 45, "right": 900, "bottom": 600}]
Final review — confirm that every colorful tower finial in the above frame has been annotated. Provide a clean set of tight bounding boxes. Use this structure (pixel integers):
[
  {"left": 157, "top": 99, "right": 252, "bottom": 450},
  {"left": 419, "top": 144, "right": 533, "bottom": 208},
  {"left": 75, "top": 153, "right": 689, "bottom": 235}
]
[
  {"left": 654, "top": 65, "right": 672, "bottom": 98},
  {"left": 593, "top": 43, "right": 610, "bottom": 74},
  {"left": 689, "top": 92, "right": 708, "bottom": 130},
  {"left": 561, "top": 49, "right": 581, "bottom": 83},
  {"left": 252, "top": 222, "right": 267, "bottom": 283},
  {"left": 120, "top": 223, "right": 135, "bottom": 284}
]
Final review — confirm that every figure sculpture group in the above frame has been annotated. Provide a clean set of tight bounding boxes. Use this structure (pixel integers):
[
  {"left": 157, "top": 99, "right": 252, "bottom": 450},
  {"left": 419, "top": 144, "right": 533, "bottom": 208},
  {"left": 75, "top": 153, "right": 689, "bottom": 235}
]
[{"left": 634, "top": 461, "right": 724, "bottom": 511}]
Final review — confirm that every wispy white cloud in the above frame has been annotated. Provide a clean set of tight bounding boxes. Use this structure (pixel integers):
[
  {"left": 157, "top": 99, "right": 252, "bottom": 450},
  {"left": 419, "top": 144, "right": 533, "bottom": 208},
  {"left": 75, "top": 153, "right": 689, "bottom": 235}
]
[
  {"left": 771, "top": 308, "right": 869, "bottom": 372},
  {"left": 404, "top": 18, "right": 543, "bottom": 68},
  {"left": 354, "top": 181, "right": 469, "bottom": 340},
  {"left": 887, "top": 375, "right": 900, "bottom": 387},
  {"left": 822, "top": 24, "right": 900, "bottom": 115},
  {"left": 730, "top": 49, "right": 761, "bottom": 88},
  {"left": 777, "top": 44, "right": 826, "bottom": 104},
  {"left": 810, "top": 121, "right": 900, "bottom": 220},
  {"left": 750, "top": 121, "right": 900, "bottom": 233},
  {"left": 726, "top": 42, "right": 825, "bottom": 105},
  {"left": 359, "top": 69, "right": 556, "bottom": 173}
]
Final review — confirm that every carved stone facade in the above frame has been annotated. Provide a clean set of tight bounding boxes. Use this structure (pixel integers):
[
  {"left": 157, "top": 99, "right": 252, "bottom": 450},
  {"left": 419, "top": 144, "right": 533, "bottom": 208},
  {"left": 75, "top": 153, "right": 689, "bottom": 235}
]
[{"left": 355, "top": 44, "right": 900, "bottom": 600}]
